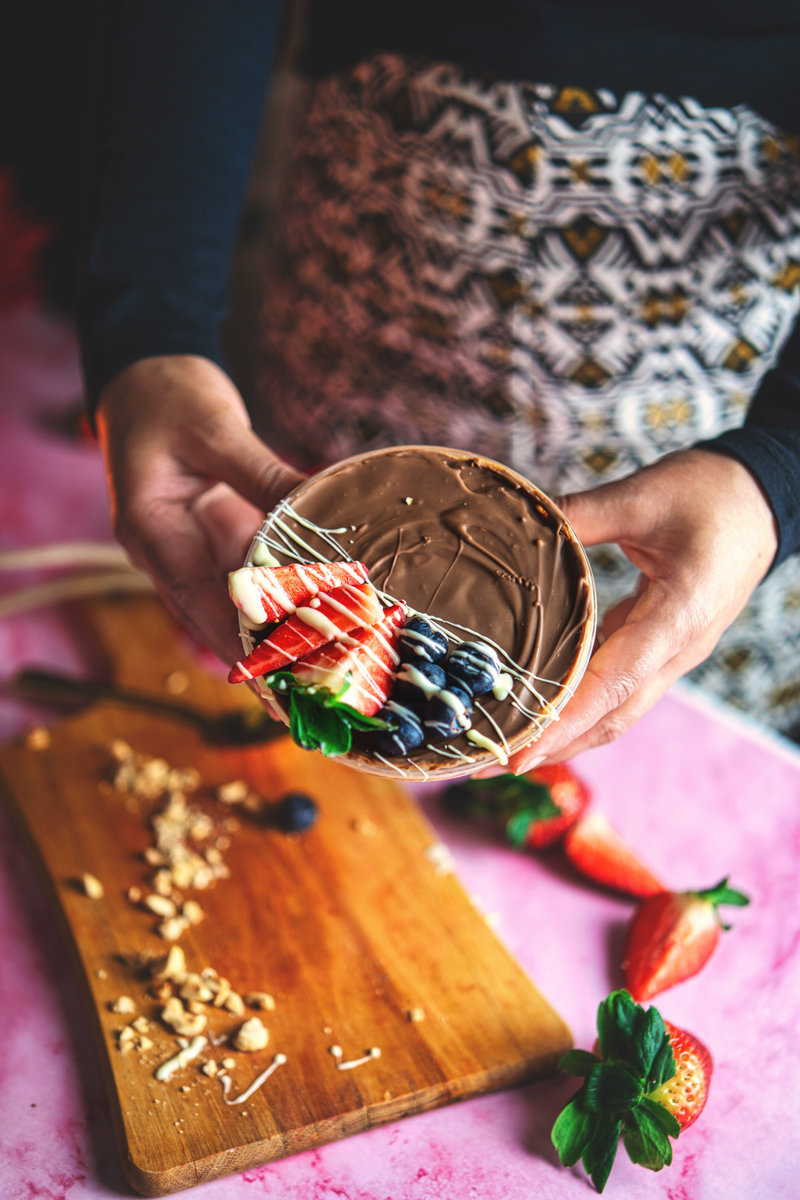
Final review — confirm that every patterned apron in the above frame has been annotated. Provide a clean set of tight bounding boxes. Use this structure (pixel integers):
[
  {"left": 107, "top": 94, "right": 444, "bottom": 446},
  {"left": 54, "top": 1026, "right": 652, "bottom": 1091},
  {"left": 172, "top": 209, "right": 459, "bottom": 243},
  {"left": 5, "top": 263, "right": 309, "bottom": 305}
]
[{"left": 253, "top": 54, "right": 800, "bottom": 732}]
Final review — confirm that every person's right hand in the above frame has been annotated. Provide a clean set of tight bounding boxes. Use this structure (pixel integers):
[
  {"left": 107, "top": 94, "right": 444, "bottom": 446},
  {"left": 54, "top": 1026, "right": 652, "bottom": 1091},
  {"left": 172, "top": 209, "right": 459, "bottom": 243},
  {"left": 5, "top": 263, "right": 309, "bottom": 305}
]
[{"left": 95, "top": 354, "right": 306, "bottom": 664}]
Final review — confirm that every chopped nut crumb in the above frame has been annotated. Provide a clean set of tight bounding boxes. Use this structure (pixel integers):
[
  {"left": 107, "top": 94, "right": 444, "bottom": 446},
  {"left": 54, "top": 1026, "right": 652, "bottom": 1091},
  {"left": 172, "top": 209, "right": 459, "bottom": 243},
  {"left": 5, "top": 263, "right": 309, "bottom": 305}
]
[
  {"left": 201, "top": 1060, "right": 218, "bottom": 1078},
  {"left": 162, "top": 997, "right": 207, "bottom": 1038},
  {"left": 24, "top": 726, "right": 51, "bottom": 751},
  {"left": 244, "top": 992, "right": 276, "bottom": 1012},
  {"left": 157, "top": 916, "right": 189, "bottom": 942},
  {"left": 81, "top": 873, "right": 104, "bottom": 899},
  {"left": 95, "top": 968, "right": 108, "bottom": 980},
  {"left": 407, "top": 1007, "right": 426, "bottom": 1023},
  {"left": 181, "top": 900, "right": 204, "bottom": 926},
  {"left": 154, "top": 944, "right": 186, "bottom": 981},
  {"left": 164, "top": 670, "right": 190, "bottom": 695},
  {"left": 109, "top": 995, "right": 137, "bottom": 1014},
  {"left": 132, "top": 1016, "right": 151, "bottom": 1033},
  {"left": 127, "top": 886, "right": 142, "bottom": 904},
  {"left": 179, "top": 974, "right": 215, "bottom": 1004},
  {"left": 215, "top": 780, "right": 249, "bottom": 805},
  {"left": 223, "top": 992, "right": 245, "bottom": 1017},
  {"left": 144, "top": 893, "right": 178, "bottom": 918},
  {"left": 221, "top": 1056, "right": 236, "bottom": 1070},
  {"left": 233, "top": 1017, "right": 269, "bottom": 1052}
]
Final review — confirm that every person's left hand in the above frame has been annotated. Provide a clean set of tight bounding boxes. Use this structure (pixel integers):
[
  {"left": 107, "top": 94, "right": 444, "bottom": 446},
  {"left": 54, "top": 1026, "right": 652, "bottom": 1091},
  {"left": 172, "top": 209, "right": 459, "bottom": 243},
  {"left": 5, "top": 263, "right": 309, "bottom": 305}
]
[{"left": 502, "top": 447, "right": 778, "bottom": 773}]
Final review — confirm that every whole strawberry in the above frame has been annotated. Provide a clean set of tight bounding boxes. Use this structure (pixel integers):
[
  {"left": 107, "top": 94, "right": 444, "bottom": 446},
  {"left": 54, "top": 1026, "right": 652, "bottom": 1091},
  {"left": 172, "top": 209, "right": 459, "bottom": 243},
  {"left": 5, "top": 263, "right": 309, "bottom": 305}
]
[
  {"left": 623, "top": 877, "right": 750, "bottom": 1002},
  {"left": 443, "top": 762, "right": 590, "bottom": 849},
  {"left": 551, "top": 990, "right": 712, "bottom": 1192}
]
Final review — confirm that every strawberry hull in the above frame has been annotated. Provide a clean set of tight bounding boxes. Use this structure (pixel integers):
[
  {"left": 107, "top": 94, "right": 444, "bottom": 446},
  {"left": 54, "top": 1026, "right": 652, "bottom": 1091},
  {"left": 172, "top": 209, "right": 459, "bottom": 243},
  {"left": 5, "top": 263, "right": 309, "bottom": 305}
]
[
  {"left": 292, "top": 603, "right": 407, "bottom": 716},
  {"left": 228, "top": 583, "right": 382, "bottom": 683}
]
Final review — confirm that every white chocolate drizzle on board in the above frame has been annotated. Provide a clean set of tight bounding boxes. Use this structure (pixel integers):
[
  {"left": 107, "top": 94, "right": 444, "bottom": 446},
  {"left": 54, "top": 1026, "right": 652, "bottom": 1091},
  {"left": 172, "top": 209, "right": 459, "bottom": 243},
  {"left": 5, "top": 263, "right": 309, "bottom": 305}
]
[{"left": 243, "top": 500, "right": 586, "bottom": 776}]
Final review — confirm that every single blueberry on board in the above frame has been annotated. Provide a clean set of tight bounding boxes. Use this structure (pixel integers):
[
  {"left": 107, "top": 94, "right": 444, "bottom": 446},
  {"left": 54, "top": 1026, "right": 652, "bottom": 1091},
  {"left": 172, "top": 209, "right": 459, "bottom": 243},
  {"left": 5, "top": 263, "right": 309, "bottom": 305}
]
[{"left": 277, "top": 791, "right": 319, "bottom": 832}]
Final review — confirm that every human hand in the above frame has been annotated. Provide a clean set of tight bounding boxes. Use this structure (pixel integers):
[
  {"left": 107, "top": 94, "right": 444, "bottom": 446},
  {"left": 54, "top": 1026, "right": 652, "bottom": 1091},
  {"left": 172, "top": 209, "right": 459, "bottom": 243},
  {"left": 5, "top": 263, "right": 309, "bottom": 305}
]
[
  {"left": 95, "top": 355, "right": 306, "bottom": 664},
  {"left": 503, "top": 447, "right": 778, "bottom": 772}
]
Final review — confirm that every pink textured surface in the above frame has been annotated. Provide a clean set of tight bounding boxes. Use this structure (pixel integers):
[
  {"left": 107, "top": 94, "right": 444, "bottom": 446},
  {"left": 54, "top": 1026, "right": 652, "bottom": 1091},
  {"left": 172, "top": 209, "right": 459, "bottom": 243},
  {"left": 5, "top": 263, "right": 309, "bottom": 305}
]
[{"left": 2, "top": 307, "right": 800, "bottom": 1199}]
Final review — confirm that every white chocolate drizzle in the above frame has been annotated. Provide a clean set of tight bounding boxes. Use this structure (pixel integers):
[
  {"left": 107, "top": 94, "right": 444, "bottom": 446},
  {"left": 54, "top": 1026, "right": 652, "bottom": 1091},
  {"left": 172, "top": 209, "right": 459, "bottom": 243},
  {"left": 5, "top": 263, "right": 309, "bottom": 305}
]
[
  {"left": 154, "top": 1035, "right": 207, "bottom": 1081},
  {"left": 328, "top": 1044, "right": 381, "bottom": 1071},
  {"left": 217, "top": 1053, "right": 287, "bottom": 1105}
]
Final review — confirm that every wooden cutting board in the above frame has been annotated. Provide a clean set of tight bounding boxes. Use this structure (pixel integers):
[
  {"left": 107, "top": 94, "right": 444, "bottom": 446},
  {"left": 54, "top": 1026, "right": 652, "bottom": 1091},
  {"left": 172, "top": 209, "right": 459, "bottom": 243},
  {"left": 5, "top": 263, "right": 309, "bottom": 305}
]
[{"left": 0, "top": 594, "right": 571, "bottom": 1196}]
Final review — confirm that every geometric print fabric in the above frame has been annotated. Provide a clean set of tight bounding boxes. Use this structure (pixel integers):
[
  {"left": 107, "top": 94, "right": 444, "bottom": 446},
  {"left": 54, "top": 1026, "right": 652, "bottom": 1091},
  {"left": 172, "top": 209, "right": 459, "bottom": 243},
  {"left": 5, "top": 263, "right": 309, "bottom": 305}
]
[{"left": 255, "top": 53, "right": 800, "bottom": 731}]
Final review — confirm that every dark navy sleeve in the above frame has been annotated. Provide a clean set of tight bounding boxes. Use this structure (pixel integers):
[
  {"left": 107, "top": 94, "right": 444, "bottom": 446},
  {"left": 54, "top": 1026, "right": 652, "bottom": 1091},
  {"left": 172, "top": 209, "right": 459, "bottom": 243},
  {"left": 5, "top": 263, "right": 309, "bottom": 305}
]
[
  {"left": 78, "top": 0, "right": 283, "bottom": 408},
  {"left": 698, "top": 330, "right": 800, "bottom": 569}
]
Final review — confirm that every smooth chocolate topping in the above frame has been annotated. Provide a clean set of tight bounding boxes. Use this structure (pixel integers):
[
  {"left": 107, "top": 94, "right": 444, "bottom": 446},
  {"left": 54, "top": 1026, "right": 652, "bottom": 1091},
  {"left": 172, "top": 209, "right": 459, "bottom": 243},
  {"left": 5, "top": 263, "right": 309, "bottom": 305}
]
[{"left": 244, "top": 446, "right": 595, "bottom": 778}]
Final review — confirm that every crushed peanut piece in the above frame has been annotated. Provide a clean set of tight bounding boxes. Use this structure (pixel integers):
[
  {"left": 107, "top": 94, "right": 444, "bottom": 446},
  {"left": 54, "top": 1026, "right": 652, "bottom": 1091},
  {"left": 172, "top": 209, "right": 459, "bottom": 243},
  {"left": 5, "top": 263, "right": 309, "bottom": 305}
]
[
  {"left": 201, "top": 1060, "right": 218, "bottom": 1078},
  {"left": 407, "top": 1007, "right": 426, "bottom": 1023},
  {"left": 132, "top": 1016, "right": 151, "bottom": 1034},
  {"left": 24, "top": 726, "right": 51, "bottom": 751},
  {"left": 81, "top": 873, "right": 104, "bottom": 899},
  {"left": 109, "top": 995, "right": 137, "bottom": 1015},
  {"left": 181, "top": 900, "right": 204, "bottom": 926},
  {"left": 157, "top": 916, "right": 189, "bottom": 942},
  {"left": 154, "top": 944, "right": 187, "bottom": 981},
  {"left": 221, "top": 1056, "right": 236, "bottom": 1070},
  {"left": 179, "top": 974, "right": 215, "bottom": 1004},
  {"left": 233, "top": 1017, "right": 269, "bottom": 1053},
  {"left": 162, "top": 997, "right": 207, "bottom": 1038},
  {"left": 223, "top": 992, "right": 245, "bottom": 1017},
  {"left": 215, "top": 780, "right": 249, "bottom": 805},
  {"left": 244, "top": 992, "right": 276, "bottom": 1012},
  {"left": 144, "top": 893, "right": 178, "bottom": 918}
]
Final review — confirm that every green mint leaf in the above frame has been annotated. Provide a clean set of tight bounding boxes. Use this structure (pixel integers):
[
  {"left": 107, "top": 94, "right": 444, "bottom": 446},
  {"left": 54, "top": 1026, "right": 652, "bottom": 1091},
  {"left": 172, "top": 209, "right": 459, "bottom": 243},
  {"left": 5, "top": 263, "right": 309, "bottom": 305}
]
[
  {"left": 505, "top": 809, "right": 535, "bottom": 847},
  {"left": 487, "top": 774, "right": 560, "bottom": 820},
  {"left": 582, "top": 1115, "right": 623, "bottom": 1194},
  {"left": 622, "top": 1109, "right": 674, "bottom": 1171},
  {"left": 585, "top": 1063, "right": 643, "bottom": 1115},
  {"left": 558, "top": 1049, "right": 601, "bottom": 1077},
  {"left": 551, "top": 1096, "right": 595, "bottom": 1167},
  {"left": 638, "top": 1096, "right": 681, "bottom": 1139}
]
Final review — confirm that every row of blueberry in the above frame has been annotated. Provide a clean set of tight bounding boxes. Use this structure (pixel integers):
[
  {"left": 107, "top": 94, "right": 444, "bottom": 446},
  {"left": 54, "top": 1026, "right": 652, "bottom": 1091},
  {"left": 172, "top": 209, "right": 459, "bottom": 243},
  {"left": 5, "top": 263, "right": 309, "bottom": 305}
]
[{"left": 366, "top": 616, "right": 503, "bottom": 757}]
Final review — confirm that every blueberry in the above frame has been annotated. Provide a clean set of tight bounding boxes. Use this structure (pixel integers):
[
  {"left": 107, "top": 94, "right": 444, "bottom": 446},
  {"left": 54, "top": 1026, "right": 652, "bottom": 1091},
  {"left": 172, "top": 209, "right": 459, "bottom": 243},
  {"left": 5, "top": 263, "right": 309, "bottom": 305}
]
[
  {"left": 398, "top": 616, "right": 448, "bottom": 664},
  {"left": 370, "top": 701, "right": 425, "bottom": 757},
  {"left": 424, "top": 684, "right": 473, "bottom": 740},
  {"left": 445, "top": 642, "right": 501, "bottom": 697},
  {"left": 393, "top": 659, "right": 447, "bottom": 707},
  {"left": 277, "top": 791, "right": 319, "bottom": 832}
]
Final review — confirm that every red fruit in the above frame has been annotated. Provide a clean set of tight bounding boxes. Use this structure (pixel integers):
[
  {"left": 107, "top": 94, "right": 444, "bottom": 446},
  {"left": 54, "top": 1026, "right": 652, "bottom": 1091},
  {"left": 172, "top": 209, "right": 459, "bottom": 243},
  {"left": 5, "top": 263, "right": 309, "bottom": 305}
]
[
  {"left": 229, "top": 560, "right": 369, "bottom": 626},
  {"left": 623, "top": 877, "right": 750, "bottom": 1002},
  {"left": 228, "top": 583, "right": 382, "bottom": 683},
  {"left": 651, "top": 1021, "right": 712, "bottom": 1131},
  {"left": 563, "top": 813, "right": 666, "bottom": 898},
  {"left": 293, "top": 602, "right": 407, "bottom": 715},
  {"left": 523, "top": 763, "right": 591, "bottom": 848}
]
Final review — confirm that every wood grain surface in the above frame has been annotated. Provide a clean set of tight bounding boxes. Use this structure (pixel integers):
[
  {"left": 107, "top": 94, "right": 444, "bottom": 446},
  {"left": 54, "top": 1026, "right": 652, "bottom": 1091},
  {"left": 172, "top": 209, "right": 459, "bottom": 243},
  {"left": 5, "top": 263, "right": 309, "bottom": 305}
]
[{"left": 0, "top": 595, "right": 572, "bottom": 1196}]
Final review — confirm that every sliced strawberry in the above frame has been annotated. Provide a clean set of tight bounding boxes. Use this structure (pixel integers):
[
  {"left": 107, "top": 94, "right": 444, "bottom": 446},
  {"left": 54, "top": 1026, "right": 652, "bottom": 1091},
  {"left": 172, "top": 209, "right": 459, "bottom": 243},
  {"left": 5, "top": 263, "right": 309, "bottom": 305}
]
[
  {"left": 552, "top": 989, "right": 713, "bottom": 1193},
  {"left": 651, "top": 1021, "right": 712, "bottom": 1131},
  {"left": 623, "top": 877, "right": 750, "bottom": 1002},
  {"left": 228, "top": 583, "right": 382, "bottom": 683},
  {"left": 292, "top": 602, "right": 407, "bottom": 716},
  {"left": 562, "top": 813, "right": 666, "bottom": 898},
  {"left": 229, "top": 560, "right": 369, "bottom": 626}
]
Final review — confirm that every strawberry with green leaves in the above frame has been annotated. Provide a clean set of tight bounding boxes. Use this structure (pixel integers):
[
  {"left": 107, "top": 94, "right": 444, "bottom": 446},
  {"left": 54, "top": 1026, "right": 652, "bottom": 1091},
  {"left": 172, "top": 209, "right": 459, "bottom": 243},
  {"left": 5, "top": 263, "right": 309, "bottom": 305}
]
[
  {"left": 623, "top": 877, "right": 750, "bottom": 1001},
  {"left": 443, "top": 762, "right": 591, "bottom": 849},
  {"left": 551, "top": 989, "right": 712, "bottom": 1192}
]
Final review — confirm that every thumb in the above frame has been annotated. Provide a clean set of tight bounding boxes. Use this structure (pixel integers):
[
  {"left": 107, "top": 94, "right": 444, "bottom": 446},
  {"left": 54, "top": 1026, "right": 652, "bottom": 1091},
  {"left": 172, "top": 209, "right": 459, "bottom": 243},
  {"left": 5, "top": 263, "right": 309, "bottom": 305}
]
[
  {"left": 202, "top": 425, "right": 307, "bottom": 515},
  {"left": 556, "top": 475, "right": 642, "bottom": 548}
]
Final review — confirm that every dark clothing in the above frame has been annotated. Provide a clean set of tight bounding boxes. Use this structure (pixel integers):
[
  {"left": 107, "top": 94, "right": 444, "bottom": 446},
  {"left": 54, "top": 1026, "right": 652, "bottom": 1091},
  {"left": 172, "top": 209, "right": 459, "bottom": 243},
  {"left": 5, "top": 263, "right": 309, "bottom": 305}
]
[{"left": 78, "top": 1, "right": 800, "bottom": 564}]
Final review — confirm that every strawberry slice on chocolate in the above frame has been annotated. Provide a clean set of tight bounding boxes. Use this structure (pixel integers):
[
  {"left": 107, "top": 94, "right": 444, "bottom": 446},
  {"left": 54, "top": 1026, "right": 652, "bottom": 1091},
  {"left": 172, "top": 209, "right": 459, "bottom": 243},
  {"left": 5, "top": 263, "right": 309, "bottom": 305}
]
[
  {"left": 229, "top": 560, "right": 369, "bottom": 626},
  {"left": 292, "top": 602, "right": 407, "bottom": 716},
  {"left": 228, "top": 583, "right": 382, "bottom": 683}
]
